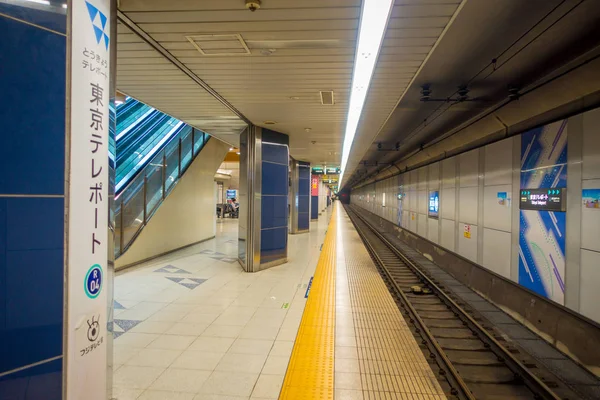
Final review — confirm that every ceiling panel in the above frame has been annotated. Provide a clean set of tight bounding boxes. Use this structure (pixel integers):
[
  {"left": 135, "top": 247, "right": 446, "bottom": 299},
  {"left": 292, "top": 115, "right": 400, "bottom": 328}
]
[{"left": 117, "top": 0, "right": 461, "bottom": 166}]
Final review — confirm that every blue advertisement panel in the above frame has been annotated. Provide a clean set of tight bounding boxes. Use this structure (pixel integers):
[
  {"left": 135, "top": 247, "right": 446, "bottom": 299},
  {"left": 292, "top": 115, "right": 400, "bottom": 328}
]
[
  {"left": 519, "top": 119, "right": 567, "bottom": 304},
  {"left": 428, "top": 191, "right": 439, "bottom": 219}
]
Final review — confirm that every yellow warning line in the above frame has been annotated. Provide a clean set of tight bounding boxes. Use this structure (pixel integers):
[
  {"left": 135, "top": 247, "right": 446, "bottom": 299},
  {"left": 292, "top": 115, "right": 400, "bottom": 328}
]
[{"left": 280, "top": 205, "right": 337, "bottom": 400}]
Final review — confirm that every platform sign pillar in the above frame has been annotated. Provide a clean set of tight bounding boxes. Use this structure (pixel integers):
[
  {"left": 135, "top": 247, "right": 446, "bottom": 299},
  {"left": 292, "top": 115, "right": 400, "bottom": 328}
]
[{"left": 65, "top": 0, "right": 113, "bottom": 398}]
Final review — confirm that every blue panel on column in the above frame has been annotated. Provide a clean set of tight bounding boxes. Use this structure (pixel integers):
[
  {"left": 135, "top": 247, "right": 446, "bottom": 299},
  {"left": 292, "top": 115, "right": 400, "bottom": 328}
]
[
  {"left": 262, "top": 163, "right": 288, "bottom": 196},
  {"left": 0, "top": 358, "right": 62, "bottom": 400},
  {"left": 311, "top": 196, "right": 319, "bottom": 220},
  {"left": 0, "top": 16, "right": 66, "bottom": 195},
  {"left": 298, "top": 214, "right": 310, "bottom": 230},
  {"left": 0, "top": 198, "right": 63, "bottom": 373},
  {"left": 0, "top": 3, "right": 67, "bottom": 34},
  {"left": 262, "top": 143, "right": 289, "bottom": 165},
  {"left": 262, "top": 195, "right": 288, "bottom": 229},
  {"left": 298, "top": 196, "right": 309, "bottom": 213},
  {"left": 261, "top": 227, "right": 288, "bottom": 263}
]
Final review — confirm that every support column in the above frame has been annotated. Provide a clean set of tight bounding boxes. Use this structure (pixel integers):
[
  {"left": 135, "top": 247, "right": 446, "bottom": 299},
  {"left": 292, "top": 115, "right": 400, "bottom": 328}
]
[
  {"left": 238, "top": 126, "right": 290, "bottom": 272},
  {"left": 64, "top": 0, "right": 115, "bottom": 398},
  {"left": 290, "top": 159, "right": 310, "bottom": 234}
]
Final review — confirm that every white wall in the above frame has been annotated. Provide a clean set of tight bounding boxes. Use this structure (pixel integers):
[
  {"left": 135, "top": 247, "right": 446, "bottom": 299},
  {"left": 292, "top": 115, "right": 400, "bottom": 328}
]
[
  {"left": 116, "top": 138, "right": 230, "bottom": 269},
  {"left": 351, "top": 107, "right": 600, "bottom": 324},
  {"left": 579, "top": 108, "right": 600, "bottom": 322}
]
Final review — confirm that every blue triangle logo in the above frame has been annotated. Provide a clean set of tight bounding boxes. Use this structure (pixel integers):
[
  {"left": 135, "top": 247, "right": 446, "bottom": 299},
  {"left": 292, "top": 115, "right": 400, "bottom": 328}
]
[
  {"left": 86, "top": 1, "right": 99, "bottom": 22},
  {"left": 103, "top": 33, "right": 110, "bottom": 49},
  {"left": 99, "top": 12, "right": 107, "bottom": 29},
  {"left": 93, "top": 26, "right": 103, "bottom": 43}
]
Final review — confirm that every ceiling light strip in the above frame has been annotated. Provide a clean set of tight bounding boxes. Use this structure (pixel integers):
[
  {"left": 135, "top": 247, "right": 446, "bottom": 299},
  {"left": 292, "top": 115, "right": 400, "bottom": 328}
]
[{"left": 339, "top": 0, "right": 394, "bottom": 188}]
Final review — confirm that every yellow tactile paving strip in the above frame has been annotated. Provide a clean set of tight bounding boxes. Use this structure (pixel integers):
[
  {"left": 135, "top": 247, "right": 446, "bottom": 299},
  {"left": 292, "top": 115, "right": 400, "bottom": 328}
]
[
  {"left": 280, "top": 205, "right": 445, "bottom": 399},
  {"left": 280, "top": 205, "right": 337, "bottom": 400},
  {"left": 336, "top": 209, "right": 446, "bottom": 399}
]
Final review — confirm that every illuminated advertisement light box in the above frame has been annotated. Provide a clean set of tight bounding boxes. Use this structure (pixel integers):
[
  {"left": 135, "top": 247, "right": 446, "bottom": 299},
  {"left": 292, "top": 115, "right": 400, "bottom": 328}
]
[
  {"left": 428, "top": 191, "right": 439, "bottom": 219},
  {"left": 519, "top": 188, "right": 566, "bottom": 212}
]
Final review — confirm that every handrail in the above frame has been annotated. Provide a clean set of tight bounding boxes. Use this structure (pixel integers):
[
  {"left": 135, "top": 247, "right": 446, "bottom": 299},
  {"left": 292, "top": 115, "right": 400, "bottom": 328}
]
[{"left": 114, "top": 126, "right": 210, "bottom": 258}]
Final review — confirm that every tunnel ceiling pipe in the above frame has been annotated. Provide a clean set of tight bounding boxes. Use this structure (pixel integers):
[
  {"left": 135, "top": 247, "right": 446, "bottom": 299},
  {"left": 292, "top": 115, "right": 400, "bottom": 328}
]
[{"left": 352, "top": 45, "right": 600, "bottom": 189}]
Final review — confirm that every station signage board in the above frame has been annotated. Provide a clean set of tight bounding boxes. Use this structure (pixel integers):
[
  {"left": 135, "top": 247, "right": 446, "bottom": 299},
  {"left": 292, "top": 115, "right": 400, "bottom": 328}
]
[
  {"left": 519, "top": 188, "right": 566, "bottom": 212},
  {"left": 325, "top": 166, "right": 340, "bottom": 175},
  {"left": 311, "top": 167, "right": 324, "bottom": 175}
]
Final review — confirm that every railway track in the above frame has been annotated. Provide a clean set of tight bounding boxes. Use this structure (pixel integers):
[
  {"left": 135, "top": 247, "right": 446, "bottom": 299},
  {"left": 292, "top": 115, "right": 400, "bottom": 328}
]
[{"left": 345, "top": 205, "right": 569, "bottom": 400}]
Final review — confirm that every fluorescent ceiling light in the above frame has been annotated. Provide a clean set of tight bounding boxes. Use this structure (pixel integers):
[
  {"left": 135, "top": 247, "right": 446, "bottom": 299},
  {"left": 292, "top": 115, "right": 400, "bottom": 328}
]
[
  {"left": 339, "top": 0, "right": 393, "bottom": 188},
  {"left": 25, "top": 0, "right": 51, "bottom": 5}
]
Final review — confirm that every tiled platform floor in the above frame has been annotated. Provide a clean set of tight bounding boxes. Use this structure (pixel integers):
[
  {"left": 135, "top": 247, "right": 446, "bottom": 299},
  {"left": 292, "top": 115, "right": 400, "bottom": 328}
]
[{"left": 112, "top": 212, "right": 332, "bottom": 400}]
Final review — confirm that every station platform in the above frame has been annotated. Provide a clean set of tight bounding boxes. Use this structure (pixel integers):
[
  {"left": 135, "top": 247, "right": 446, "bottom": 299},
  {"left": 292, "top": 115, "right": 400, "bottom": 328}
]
[{"left": 112, "top": 204, "right": 443, "bottom": 400}]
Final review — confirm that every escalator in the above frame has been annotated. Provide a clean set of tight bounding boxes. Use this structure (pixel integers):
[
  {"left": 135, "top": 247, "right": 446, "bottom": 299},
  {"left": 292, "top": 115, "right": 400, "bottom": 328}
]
[{"left": 114, "top": 97, "right": 211, "bottom": 257}]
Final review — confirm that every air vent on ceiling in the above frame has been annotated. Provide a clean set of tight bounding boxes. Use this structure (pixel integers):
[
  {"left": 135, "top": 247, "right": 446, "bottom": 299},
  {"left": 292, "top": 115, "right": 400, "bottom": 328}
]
[
  {"left": 320, "top": 91, "right": 335, "bottom": 105},
  {"left": 186, "top": 34, "right": 251, "bottom": 56}
]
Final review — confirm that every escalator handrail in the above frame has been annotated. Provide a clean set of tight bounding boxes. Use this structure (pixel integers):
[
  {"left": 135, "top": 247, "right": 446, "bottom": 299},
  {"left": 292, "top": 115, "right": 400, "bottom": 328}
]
[
  {"left": 115, "top": 120, "right": 185, "bottom": 195},
  {"left": 116, "top": 106, "right": 155, "bottom": 141},
  {"left": 116, "top": 113, "right": 170, "bottom": 165}
]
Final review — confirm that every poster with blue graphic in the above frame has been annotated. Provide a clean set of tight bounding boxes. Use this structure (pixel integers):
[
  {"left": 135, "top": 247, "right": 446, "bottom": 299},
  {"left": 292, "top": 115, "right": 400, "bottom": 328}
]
[{"left": 519, "top": 119, "right": 567, "bottom": 305}]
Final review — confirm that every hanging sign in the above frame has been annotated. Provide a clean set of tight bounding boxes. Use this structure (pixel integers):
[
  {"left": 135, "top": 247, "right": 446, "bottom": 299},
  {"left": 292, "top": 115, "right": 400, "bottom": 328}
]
[{"left": 66, "top": 0, "right": 111, "bottom": 398}]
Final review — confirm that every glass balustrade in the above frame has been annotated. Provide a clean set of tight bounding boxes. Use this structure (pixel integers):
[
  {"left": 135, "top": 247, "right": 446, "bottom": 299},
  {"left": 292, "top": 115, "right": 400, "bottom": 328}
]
[{"left": 114, "top": 128, "right": 209, "bottom": 257}]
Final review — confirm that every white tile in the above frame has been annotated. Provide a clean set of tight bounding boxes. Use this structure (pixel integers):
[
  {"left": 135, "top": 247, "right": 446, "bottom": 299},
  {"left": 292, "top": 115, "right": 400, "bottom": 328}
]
[
  {"left": 200, "top": 371, "right": 259, "bottom": 397},
  {"left": 165, "top": 322, "right": 209, "bottom": 336},
  {"left": 126, "top": 348, "right": 183, "bottom": 368},
  {"left": 113, "top": 365, "right": 165, "bottom": 390},
  {"left": 335, "top": 372, "right": 362, "bottom": 390},
  {"left": 150, "top": 368, "right": 211, "bottom": 393},
  {"left": 130, "top": 320, "right": 176, "bottom": 334},
  {"left": 171, "top": 351, "right": 225, "bottom": 371},
  {"left": 193, "top": 394, "right": 247, "bottom": 400},
  {"left": 261, "top": 355, "right": 289, "bottom": 375},
  {"left": 148, "top": 335, "right": 196, "bottom": 350},
  {"left": 201, "top": 324, "right": 244, "bottom": 338},
  {"left": 229, "top": 338, "right": 273, "bottom": 355},
  {"left": 183, "top": 313, "right": 220, "bottom": 324},
  {"left": 146, "top": 310, "right": 189, "bottom": 323},
  {"left": 335, "top": 389, "right": 364, "bottom": 400},
  {"left": 334, "top": 358, "right": 360, "bottom": 373},
  {"left": 189, "top": 337, "right": 235, "bottom": 353},
  {"left": 111, "top": 387, "right": 144, "bottom": 400},
  {"left": 215, "top": 353, "right": 267, "bottom": 373},
  {"left": 239, "top": 324, "right": 280, "bottom": 340},
  {"left": 268, "top": 341, "right": 294, "bottom": 358},
  {"left": 113, "top": 345, "right": 141, "bottom": 365},
  {"left": 250, "top": 374, "right": 284, "bottom": 398},
  {"left": 138, "top": 390, "right": 196, "bottom": 400},
  {"left": 115, "top": 333, "right": 159, "bottom": 348}
]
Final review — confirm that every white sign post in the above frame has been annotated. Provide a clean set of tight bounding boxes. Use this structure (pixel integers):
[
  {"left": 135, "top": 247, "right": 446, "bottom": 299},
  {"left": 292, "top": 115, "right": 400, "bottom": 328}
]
[{"left": 66, "top": 0, "right": 111, "bottom": 398}]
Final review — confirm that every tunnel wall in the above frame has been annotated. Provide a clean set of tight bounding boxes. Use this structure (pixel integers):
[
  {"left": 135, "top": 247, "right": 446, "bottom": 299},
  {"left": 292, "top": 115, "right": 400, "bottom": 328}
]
[
  {"left": 351, "top": 107, "right": 600, "bottom": 324},
  {"left": 115, "top": 138, "right": 230, "bottom": 270}
]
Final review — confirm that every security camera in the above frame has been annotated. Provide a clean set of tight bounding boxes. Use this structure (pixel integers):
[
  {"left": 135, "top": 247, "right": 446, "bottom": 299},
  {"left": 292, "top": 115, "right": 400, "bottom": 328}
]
[{"left": 246, "top": 0, "right": 261, "bottom": 12}]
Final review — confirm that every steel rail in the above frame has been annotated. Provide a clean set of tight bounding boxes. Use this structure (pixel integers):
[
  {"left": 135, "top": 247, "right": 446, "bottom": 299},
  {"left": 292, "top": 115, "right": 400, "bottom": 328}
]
[{"left": 346, "top": 206, "right": 562, "bottom": 400}]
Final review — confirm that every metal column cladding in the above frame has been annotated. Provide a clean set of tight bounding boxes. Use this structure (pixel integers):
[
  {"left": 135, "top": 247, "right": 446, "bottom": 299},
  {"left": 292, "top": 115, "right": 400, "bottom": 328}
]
[
  {"left": 238, "top": 127, "right": 289, "bottom": 271},
  {"left": 290, "top": 160, "right": 310, "bottom": 234}
]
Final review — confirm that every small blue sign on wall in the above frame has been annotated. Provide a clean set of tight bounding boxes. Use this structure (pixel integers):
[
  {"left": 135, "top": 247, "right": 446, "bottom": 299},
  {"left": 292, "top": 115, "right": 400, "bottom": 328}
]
[
  {"left": 85, "top": 264, "right": 103, "bottom": 299},
  {"left": 428, "top": 191, "right": 439, "bottom": 219}
]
